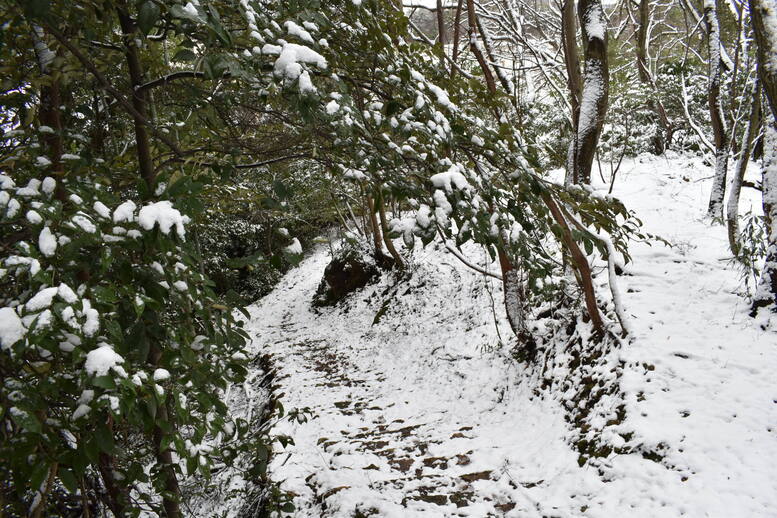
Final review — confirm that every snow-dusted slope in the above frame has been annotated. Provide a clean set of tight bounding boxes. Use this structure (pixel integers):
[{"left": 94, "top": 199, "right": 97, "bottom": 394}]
[{"left": 245, "top": 153, "right": 777, "bottom": 517}]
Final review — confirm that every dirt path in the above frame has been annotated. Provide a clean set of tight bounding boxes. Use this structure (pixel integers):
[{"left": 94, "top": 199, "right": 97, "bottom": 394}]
[{"left": 246, "top": 154, "right": 777, "bottom": 517}]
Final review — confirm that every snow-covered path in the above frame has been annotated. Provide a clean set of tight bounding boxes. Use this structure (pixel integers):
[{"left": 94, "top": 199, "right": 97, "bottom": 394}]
[
  {"left": 246, "top": 154, "right": 777, "bottom": 517},
  {"left": 611, "top": 154, "right": 777, "bottom": 517}
]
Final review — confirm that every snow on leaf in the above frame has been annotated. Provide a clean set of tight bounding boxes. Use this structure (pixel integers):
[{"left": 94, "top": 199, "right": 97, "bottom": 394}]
[
  {"left": 84, "top": 345, "right": 124, "bottom": 377},
  {"left": 0, "top": 307, "right": 25, "bottom": 350},
  {"left": 137, "top": 200, "right": 188, "bottom": 238}
]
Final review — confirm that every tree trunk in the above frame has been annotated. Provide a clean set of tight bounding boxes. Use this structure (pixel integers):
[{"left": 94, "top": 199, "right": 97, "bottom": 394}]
[
  {"left": 450, "top": 0, "right": 464, "bottom": 77},
  {"left": 749, "top": 0, "right": 777, "bottom": 312},
  {"left": 561, "top": 0, "right": 582, "bottom": 184},
  {"left": 30, "top": 25, "right": 65, "bottom": 199},
  {"left": 636, "top": 0, "right": 651, "bottom": 84},
  {"left": 377, "top": 193, "right": 404, "bottom": 269},
  {"left": 574, "top": 0, "right": 610, "bottom": 185},
  {"left": 727, "top": 81, "right": 761, "bottom": 255},
  {"left": 635, "top": 0, "right": 673, "bottom": 151},
  {"left": 117, "top": 4, "right": 155, "bottom": 192},
  {"left": 149, "top": 345, "right": 181, "bottom": 518},
  {"left": 436, "top": 0, "right": 447, "bottom": 67},
  {"left": 366, "top": 196, "right": 385, "bottom": 258},
  {"left": 703, "top": 0, "right": 729, "bottom": 219},
  {"left": 465, "top": 0, "right": 498, "bottom": 95},
  {"left": 542, "top": 193, "right": 605, "bottom": 335}
]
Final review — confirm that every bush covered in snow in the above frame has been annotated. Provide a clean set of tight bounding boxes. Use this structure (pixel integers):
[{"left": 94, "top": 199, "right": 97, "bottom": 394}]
[{"left": 0, "top": 172, "right": 253, "bottom": 515}]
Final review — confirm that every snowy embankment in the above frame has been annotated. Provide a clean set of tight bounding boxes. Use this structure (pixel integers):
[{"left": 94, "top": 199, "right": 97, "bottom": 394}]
[{"left": 244, "top": 153, "right": 777, "bottom": 517}]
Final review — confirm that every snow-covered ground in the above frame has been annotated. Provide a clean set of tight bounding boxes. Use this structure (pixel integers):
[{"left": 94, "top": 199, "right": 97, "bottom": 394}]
[{"left": 245, "top": 153, "right": 777, "bottom": 517}]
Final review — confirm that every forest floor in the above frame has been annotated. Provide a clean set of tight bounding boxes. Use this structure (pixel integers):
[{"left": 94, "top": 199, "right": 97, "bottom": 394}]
[{"left": 244, "top": 152, "right": 777, "bottom": 517}]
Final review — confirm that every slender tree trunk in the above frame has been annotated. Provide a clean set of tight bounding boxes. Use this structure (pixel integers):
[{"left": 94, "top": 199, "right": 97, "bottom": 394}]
[
  {"left": 575, "top": 0, "right": 610, "bottom": 185},
  {"left": 542, "top": 193, "right": 605, "bottom": 335},
  {"left": 97, "top": 417, "right": 128, "bottom": 517},
  {"left": 30, "top": 25, "right": 65, "bottom": 200},
  {"left": 450, "top": 0, "right": 465, "bottom": 77},
  {"left": 703, "top": 0, "right": 729, "bottom": 219},
  {"left": 377, "top": 193, "right": 404, "bottom": 269},
  {"left": 149, "top": 345, "right": 181, "bottom": 518},
  {"left": 635, "top": 0, "right": 673, "bottom": 151},
  {"left": 118, "top": 4, "right": 180, "bottom": 514},
  {"left": 117, "top": 4, "right": 155, "bottom": 192},
  {"left": 465, "top": 0, "right": 498, "bottom": 94},
  {"left": 436, "top": 0, "right": 447, "bottom": 67},
  {"left": 727, "top": 81, "right": 761, "bottom": 255},
  {"left": 636, "top": 0, "right": 651, "bottom": 84},
  {"left": 749, "top": 0, "right": 777, "bottom": 312},
  {"left": 561, "top": 0, "right": 582, "bottom": 184},
  {"left": 366, "top": 196, "right": 385, "bottom": 258}
]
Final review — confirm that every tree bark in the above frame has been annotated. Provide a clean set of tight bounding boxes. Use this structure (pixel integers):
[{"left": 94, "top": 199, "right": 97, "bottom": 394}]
[
  {"left": 30, "top": 25, "right": 65, "bottom": 199},
  {"left": 749, "top": 0, "right": 777, "bottom": 312},
  {"left": 636, "top": 0, "right": 651, "bottom": 84},
  {"left": 541, "top": 193, "right": 605, "bottom": 335},
  {"left": 465, "top": 0, "right": 498, "bottom": 94},
  {"left": 366, "top": 196, "right": 385, "bottom": 258},
  {"left": 635, "top": 0, "right": 673, "bottom": 151},
  {"left": 436, "top": 0, "right": 447, "bottom": 67},
  {"left": 377, "top": 193, "right": 404, "bottom": 269},
  {"left": 97, "top": 418, "right": 128, "bottom": 517},
  {"left": 561, "top": 0, "right": 582, "bottom": 184},
  {"left": 574, "top": 0, "right": 610, "bottom": 185},
  {"left": 703, "top": 0, "right": 729, "bottom": 219},
  {"left": 450, "top": 0, "right": 465, "bottom": 77},
  {"left": 149, "top": 345, "right": 181, "bottom": 518},
  {"left": 117, "top": 4, "right": 155, "bottom": 192},
  {"left": 727, "top": 81, "right": 761, "bottom": 255}
]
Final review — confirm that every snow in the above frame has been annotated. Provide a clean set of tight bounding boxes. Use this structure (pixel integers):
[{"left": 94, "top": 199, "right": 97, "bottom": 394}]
[
  {"left": 137, "top": 200, "right": 188, "bottom": 238},
  {"left": 113, "top": 200, "right": 136, "bottom": 223},
  {"left": 38, "top": 226, "right": 57, "bottom": 257},
  {"left": 41, "top": 177, "right": 56, "bottom": 195},
  {"left": 26, "top": 210, "right": 42, "bottom": 224},
  {"left": 57, "top": 283, "right": 78, "bottom": 304},
  {"left": 285, "top": 20, "right": 315, "bottom": 43},
  {"left": 326, "top": 100, "right": 340, "bottom": 114},
  {"left": 71, "top": 214, "right": 96, "bottom": 233},
  {"left": 241, "top": 153, "right": 777, "bottom": 517},
  {"left": 582, "top": 1, "right": 606, "bottom": 41},
  {"left": 271, "top": 43, "right": 327, "bottom": 82},
  {"left": 25, "top": 287, "right": 58, "bottom": 311},
  {"left": 6, "top": 198, "right": 20, "bottom": 218},
  {"left": 430, "top": 165, "right": 471, "bottom": 192},
  {"left": 71, "top": 404, "right": 91, "bottom": 420},
  {"left": 759, "top": 0, "right": 777, "bottom": 73},
  {"left": 35, "top": 156, "right": 51, "bottom": 168},
  {"left": 0, "top": 307, "right": 25, "bottom": 349},
  {"left": 153, "top": 368, "right": 171, "bottom": 382},
  {"left": 182, "top": 1, "right": 199, "bottom": 17},
  {"left": 297, "top": 70, "right": 316, "bottom": 93},
  {"left": 81, "top": 299, "right": 99, "bottom": 337},
  {"left": 93, "top": 201, "right": 110, "bottom": 219},
  {"left": 285, "top": 237, "right": 302, "bottom": 255},
  {"left": 84, "top": 345, "right": 124, "bottom": 377}
]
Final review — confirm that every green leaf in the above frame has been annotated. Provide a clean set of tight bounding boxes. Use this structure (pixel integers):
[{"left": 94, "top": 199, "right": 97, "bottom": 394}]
[
  {"left": 137, "top": 1, "right": 161, "bottom": 35},
  {"left": 92, "top": 375, "right": 116, "bottom": 390},
  {"left": 172, "top": 48, "right": 197, "bottom": 62},
  {"left": 29, "top": 462, "right": 50, "bottom": 493},
  {"left": 95, "top": 423, "right": 115, "bottom": 454},
  {"left": 59, "top": 467, "right": 78, "bottom": 493}
]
